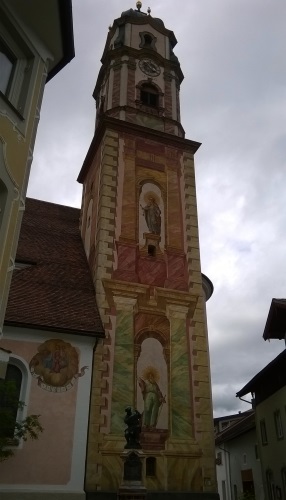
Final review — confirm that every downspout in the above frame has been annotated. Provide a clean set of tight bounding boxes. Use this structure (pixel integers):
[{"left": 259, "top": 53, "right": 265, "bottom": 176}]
[{"left": 238, "top": 396, "right": 253, "bottom": 406}]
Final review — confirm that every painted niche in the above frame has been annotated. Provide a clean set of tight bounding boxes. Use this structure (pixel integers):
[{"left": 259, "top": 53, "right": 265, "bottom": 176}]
[
  {"left": 139, "top": 182, "right": 165, "bottom": 252},
  {"left": 29, "top": 339, "right": 87, "bottom": 392},
  {"left": 136, "top": 337, "right": 168, "bottom": 430}
]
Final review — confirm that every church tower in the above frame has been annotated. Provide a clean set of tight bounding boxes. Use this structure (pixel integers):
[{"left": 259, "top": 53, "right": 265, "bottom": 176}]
[{"left": 78, "top": 3, "right": 217, "bottom": 497}]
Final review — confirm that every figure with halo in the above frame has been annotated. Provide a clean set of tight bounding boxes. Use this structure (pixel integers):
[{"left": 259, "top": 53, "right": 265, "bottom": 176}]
[{"left": 141, "top": 196, "right": 161, "bottom": 235}]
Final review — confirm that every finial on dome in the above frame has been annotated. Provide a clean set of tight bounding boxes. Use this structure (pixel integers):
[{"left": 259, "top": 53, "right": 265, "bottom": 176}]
[
  {"left": 136, "top": 1, "right": 142, "bottom": 11},
  {"left": 147, "top": 6, "right": 151, "bottom": 14}
]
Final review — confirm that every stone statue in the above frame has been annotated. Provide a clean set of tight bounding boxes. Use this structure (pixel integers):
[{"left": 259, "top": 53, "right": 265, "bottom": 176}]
[
  {"left": 124, "top": 406, "right": 142, "bottom": 449},
  {"left": 141, "top": 197, "right": 161, "bottom": 235}
]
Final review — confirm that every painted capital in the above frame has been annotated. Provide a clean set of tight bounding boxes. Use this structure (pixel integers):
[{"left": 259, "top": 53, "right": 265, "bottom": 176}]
[
  {"left": 166, "top": 304, "right": 189, "bottom": 320},
  {"left": 113, "top": 295, "right": 137, "bottom": 312}
]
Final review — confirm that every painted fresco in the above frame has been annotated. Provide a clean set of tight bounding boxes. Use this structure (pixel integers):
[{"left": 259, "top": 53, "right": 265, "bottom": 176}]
[
  {"left": 136, "top": 338, "right": 168, "bottom": 430},
  {"left": 29, "top": 339, "right": 87, "bottom": 392}
]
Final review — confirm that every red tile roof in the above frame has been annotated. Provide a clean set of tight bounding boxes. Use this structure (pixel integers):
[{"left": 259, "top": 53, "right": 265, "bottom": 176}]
[{"left": 5, "top": 198, "right": 104, "bottom": 337}]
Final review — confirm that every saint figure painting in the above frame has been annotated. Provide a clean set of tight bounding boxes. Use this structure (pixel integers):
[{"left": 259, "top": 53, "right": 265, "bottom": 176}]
[
  {"left": 138, "top": 366, "right": 166, "bottom": 429},
  {"left": 141, "top": 194, "right": 161, "bottom": 235}
]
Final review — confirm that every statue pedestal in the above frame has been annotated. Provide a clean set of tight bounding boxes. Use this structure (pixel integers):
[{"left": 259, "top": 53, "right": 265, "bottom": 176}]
[
  {"left": 141, "top": 232, "right": 163, "bottom": 257},
  {"left": 118, "top": 450, "right": 146, "bottom": 500}
]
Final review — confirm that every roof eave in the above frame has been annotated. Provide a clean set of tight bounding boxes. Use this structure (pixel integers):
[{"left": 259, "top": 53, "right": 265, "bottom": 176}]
[
  {"left": 46, "top": 0, "right": 75, "bottom": 82},
  {"left": 4, "top": 320, "right": 105, "bottom": 339},
  {"left": 263, "top": 298, "right": 286, "bottom": 340}
]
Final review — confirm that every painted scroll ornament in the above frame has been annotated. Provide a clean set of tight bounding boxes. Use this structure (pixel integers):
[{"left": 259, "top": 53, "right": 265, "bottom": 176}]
[{"left": 29, "top": 339, "right": 87, "bottom": 392}]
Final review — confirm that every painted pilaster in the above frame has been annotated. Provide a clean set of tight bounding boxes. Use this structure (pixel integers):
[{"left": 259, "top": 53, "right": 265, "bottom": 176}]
[
  {"left": 167, "top": 304, "right": 192, "bottom": 439},
  {"left": 111, "top": 296, "right": 137, "bottom": 434},
  {"left": 181, "top": 152, "right": 202, "bottom": 294}
]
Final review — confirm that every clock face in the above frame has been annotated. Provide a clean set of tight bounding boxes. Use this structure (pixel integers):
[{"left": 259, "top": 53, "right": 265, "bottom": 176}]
[{"left": 139, "top": 58, "right": 161, "bottom": 77}]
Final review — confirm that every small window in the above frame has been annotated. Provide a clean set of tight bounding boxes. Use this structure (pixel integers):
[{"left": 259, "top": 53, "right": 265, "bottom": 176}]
[
  {"left": 140, "top": 86, "right": 158, "bottom": 107},
  {"left": 0, "top": 364, "right": 22, "bottom": 439},
  {"left": 0, "top": 40, "right": 15, "bottom": 95},
  {"left": 254, "top": 443, "right": 259, "bottom": 460},
  {"left": 144, "top": 34, "right": 153, "bottom": 47},
  {"left": 148, "top": 244, "right": 156, "bottom": 257},
  {"left": 216, "top": 451, "right": 222, "bottom": 465},
  {"left": 139, "top": 31, "right": 157, "bottom": 51},
  {"left": 274, "top": 410, "right": 284, "bottom": 440},
  {"left": 146, "top": 456, "right": 156, "bottom": 477},
  {"left": 0, "top": 14, "right": 36, "bottom": 122},
  {"left": 260, "top": 419, "right": 268, "bottom": 445},
  {"left": 243, "top": 453, "right": 247, "bottom": 465}
]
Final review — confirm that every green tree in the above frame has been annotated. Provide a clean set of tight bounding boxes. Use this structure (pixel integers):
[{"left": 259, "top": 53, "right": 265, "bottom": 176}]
[{"left": 0, "top": 379, "right": 43, "bottom": 461}]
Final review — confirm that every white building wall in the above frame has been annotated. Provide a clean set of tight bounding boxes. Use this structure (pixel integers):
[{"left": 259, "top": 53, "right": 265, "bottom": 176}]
[{"left": 216, "top": 429, "right": 264, "bottom": 500}]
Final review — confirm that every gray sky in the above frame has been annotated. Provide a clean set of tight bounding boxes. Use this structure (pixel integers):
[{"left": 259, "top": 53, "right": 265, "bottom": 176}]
[{"left": 28, "top": 0, "right": 286, "bottom": 417}]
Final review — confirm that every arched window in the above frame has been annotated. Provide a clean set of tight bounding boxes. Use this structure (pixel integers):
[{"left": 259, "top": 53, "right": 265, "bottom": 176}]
[
  {"left": 144, "top": 34, "right": 153, "bottom": 47},
  {"left": 0, "top": 364, "right": 22, "bottom": 439},
  {"left": 0, "top": 356, "right": 30, "bottom": 445},
  {"left": 139, "top": 31, "right": 157, "bottom": 51},
  {"left": 140, "top": 84, "right": 158, "bottom": 108}
]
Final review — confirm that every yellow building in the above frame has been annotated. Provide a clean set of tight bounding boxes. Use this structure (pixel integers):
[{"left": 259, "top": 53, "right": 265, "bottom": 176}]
[
  {"left": 237, "top": 299, "right": 286, "bottom": 500},
  {"left": 0, "top": 0, "right": 74, "bottom": 336},
  {"left": 78, "top": 4, "right": 218, "bottom": 497}
]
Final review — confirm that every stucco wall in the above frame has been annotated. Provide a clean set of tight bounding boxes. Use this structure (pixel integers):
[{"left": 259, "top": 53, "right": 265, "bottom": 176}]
[
  {"left": 256, "top": 386, "right": 286, "bottom": 499},
  {"left": 216, "top": 429, "right": 264, "bottom": 500},
  {"left": 0, "top": 326, "right": 95, "bottom": 496}
]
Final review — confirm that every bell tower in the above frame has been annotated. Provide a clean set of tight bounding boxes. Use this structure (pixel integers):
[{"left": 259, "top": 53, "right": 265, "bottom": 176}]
[
  {"left": 78, "top": 3, "right": 217, "bottom": 498},
  {"left": 93, "top": 1, "right": 183, "bottom": 137}
]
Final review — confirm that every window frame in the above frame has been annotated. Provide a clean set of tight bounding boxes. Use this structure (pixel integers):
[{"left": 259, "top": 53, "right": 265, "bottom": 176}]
[
  {"left": 140, "top": 86, "right": 159, "bottom": 108},
  {"left": 0, "top": 356, "right": 31, "bottom": 447},
  {"left": 216, "top": 451, "right": 222, "bottom": 465},
  {"left": 260, "top": 419, "right": 268, "bottom": 446},
  {"left": 274, "top": 409, "right": 284, "bottom": 440},
  {"left": 135, "top": 80, "right": 164, "bottom": 115},
  {"left": 0, "top": 363, "right": 22, "bottom": 441},
  {"left": 0, "top": 6, "right": 39, "bottom": 129},
  {"left": 0, "top": 39, "right": 16, "bottom": 96},
  {"left": 139, "top": 31, "right": 157, "bottom": 51}
]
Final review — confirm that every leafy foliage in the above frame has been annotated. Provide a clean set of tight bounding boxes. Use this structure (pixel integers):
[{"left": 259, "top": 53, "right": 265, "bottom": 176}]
[
  {"left": 239, "top": 492, "right": 256, "bottom": 500},
  {"left": 0, "top": 379, "right": 43, "bottom": 461}
]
